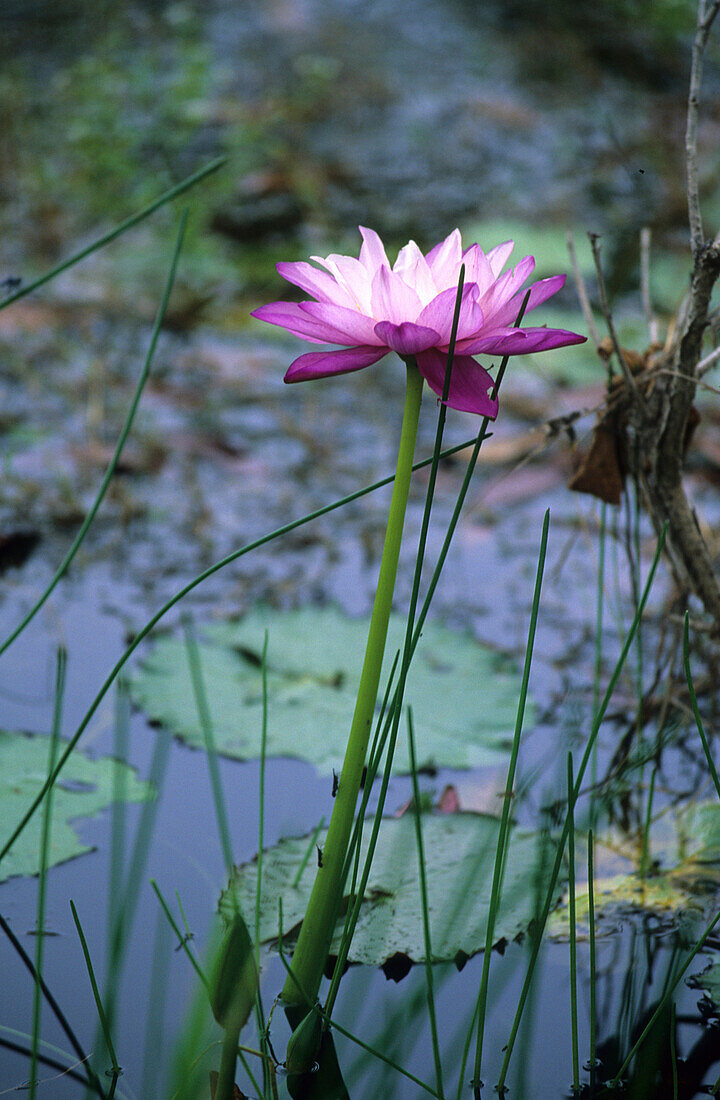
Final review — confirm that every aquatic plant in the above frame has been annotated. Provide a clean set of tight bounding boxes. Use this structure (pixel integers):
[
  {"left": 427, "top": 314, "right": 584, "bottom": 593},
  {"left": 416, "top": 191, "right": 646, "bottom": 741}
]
[{"left": 250, "top": 230, "right": 585, "bottom": 1082}]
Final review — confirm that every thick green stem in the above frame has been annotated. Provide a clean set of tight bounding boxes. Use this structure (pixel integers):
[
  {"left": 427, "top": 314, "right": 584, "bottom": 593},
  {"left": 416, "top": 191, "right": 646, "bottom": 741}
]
[
  {"left": 281, "top": 361, "right": 424, "bottom": 1008},
  {"left": 216, "top": 1024, "right": 241, "bottom": 1100}
]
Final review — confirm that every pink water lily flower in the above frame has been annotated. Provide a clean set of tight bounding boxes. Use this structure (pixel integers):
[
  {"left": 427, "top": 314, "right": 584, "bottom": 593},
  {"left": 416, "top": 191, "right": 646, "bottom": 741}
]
[{"left": 252, "top": 227, "right": 586, "bottom": 418}]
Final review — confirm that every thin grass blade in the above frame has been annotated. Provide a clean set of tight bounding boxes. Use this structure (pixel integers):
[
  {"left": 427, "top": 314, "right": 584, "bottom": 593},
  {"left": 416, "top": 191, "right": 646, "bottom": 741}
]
[{"left": 407, "top": 708, "right": 445, "bottom": 1099}]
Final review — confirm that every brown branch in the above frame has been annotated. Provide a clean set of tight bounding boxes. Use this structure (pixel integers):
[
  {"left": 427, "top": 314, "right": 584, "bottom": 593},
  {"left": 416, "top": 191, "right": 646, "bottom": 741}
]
[{"left": 687, "top": 0, "right": 720, "bottom": 256}]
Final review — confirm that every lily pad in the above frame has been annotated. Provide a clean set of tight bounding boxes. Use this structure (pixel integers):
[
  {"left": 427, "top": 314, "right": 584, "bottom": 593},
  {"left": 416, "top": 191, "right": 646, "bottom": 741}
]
[
  {"left": 220, "top": 812, "right": 564, "bottom": 966},
  {"left": 688, "top": 959, "right": 720, "bottom": 1006},
  {"left": 549, "top": 801, "right": 720, "bottom": 940},
  {"left": 0, "top": 730, "right": 153, "bottom": 884},
  {"left": 130, "top": 607, "right": 527, "bottom": 774}
]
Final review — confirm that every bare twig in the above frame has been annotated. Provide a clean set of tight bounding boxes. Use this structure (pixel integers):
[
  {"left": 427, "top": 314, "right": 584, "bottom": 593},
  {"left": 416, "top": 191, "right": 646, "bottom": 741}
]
[
  {"left": 640, "top": 228, "right": 660, "bottom": 345},
  {"left": 686, "top": 0, "right": 720, "bottom": 256},
  {"left": 566, "top": 231, "right": 601, "bottom": 348},
  {"left": 697, "top": 344, "right": 720, "bottom": 377},
  {"left": 588, "top": 233, "right": 644, "bottom": 401}
]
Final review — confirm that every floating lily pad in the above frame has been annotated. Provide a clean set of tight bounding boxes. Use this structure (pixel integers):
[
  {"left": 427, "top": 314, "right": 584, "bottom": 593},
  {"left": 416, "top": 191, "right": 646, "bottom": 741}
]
[
  {"left": 688, "top": 959, "right": 720, "bottom": 1006},
  {"left": 549, "top": 802, "right": 720, "bottom": 940},
  {"left": 0, "top": 730, "right": 153, "bottom": 884},
  {"left": 220, "top": 812, "right": 564, "bottom": 966},
  {"left": 131, "top": 607, "right": 527, "bottom": 774}
]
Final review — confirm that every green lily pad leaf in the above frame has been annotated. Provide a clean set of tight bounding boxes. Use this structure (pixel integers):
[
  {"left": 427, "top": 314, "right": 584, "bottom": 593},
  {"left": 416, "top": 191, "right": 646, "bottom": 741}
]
[
  {"left": 131, "top": 607, "right": 527, "bottom": 774},
  {"left": 0, "top": 730, "right": 153, "bottom": 884},
  {"left": 220, "top": 813, "right": 564, "bottom": 966},
  {"left": 688, "top": 959, "right": 720, "bottom": 1006}
]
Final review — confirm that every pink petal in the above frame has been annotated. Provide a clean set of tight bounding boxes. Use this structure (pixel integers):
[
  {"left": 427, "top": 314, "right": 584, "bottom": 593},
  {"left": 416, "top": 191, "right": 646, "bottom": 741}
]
[
  {"left": 374, "top": 320, "right": 441, "bottom": 355},
  {"left": 489, "top": 274, "right": 566, "bottom": 328},
  {"left": 312, "top": 254, "right": 373, "bottom": 312},
  {"left": 251, "top": 302, "right": 357, "bottom": 345},
  {"left": 359, "top": 226, "right": 390, "bottom": 274},
  {"left": 370, "top": 264, "right": 423, "bottom": 324},
  {"left": 276, "top": 261, "right": 355, "bottom": 308},
  {"left": 461, "top": 244, "right": 496, "bottom": 296},
  {"left": 284, "top": 345, "right": 388, "bottom": 383},
  {"left": 300, "top": 301, "right": 382, "bottom": 345},
  {"left": 416, "top": 349, "right": 499, "bottom": 418},
  {"left": 477, "top": 255, "right": 535, "bottom": 325},
  {"left": 425, "top": 229, "right": 463, "bottom": 288},
  {"left": 484, "top": 240, "right": 514, "bottom": 275},
  {"left": 459, "top": 325, "right": 587, "bottom": 356},
  {"left": 392, "top": 240, "right": 436, "bottom": 302},
  {"left": 416, "top": 284, "right": 483, "bottom": 345}
]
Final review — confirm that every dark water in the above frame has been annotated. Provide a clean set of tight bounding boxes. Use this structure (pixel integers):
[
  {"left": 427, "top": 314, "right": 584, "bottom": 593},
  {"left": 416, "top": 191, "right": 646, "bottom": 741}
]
[{"left": 1, "top": 1, "right": 719, "bottom": 1097}]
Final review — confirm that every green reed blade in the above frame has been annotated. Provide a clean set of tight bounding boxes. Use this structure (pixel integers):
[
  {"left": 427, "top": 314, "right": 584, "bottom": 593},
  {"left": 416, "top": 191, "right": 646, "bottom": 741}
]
[
  {"left": 407, "top": 709, "right": 445, "bottom": 1099},
  {"left": 141, "top": 906, "right": 172, "bottom": 1100},
  {"left": 95, "top": 727, "right": 171, "bottom": 1076},
  {"left": 0, "top": 158, "right": 224, "bottom": 313},
  {"left": 150, "top": 880, "right": 209, "bottom": 991},
  {"left": 0, "top": 208, "right": 189, "bottom": 657},
  {"left": 255, "top": 630, "right": 269, "bottom": 961},
  {"left": 587, "top": 829, "right": 597, "bottom": 1085},
  {"left": 30, "top": 648, "right": 66, "bottom": 1100},
  {"left": 591, "top": 501, "right": 607, "bottom": 823},
  {"left": 69, "top": 900, "right": 120, "bottom": 1080},
  {"left": 567, "top": 753, "right": 579, "bottom": 1093},
  {"left": 182, "top": 616, "right": 234, "bottom": 875},
  {"left": 108, "top": 683, "right": 130, "bottom": 948}
]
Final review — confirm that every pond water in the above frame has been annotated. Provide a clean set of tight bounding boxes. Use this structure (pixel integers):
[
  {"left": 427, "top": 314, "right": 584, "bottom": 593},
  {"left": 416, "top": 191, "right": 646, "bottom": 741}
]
[{"left": 2, "top": 1, "right": 720, "bottom": 1097}]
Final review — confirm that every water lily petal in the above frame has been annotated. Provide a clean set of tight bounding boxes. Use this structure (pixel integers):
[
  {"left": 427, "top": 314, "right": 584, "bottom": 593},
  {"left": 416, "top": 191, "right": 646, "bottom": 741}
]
[
  {"left": 300, "top": 301, "right": 383, "bottom": 345},
  {"left": 252, "top": 302, "right": 359, "bottom": 345},
  {"left": 489, "top": 274, "right": 566, "bottom": 328},
  {"left": 374, "top": 320, "right": 441, "bottom": 355},
  {"left": 416, "top": 349, "right": 499, "bottom": 418},
  {"left": 359, "top": 226, "right": 391, "bottom": 275},
  {"left": 284, "top": 346, "right": 388, "bottom": 383},
  {"left": 477, "top": 255, "right": 535, "bottom": 325},
  {"left": 459, "top": 325, "right": 587, "bottom": 356},
  {"left": 393, "top": 241, "right": 437, "bottom": 304},
  {"left": 425, "top": 229, "right": 463, "bottom": 289},
  {"left": 371, "top": 264, "right": 424, "bottom": 324},
  {"left": 461, "top": 244, "right": 496, "bottom": 296},
  {"left": 484, "top": 240, "right": 514, "bottom": 275},
  {"left": 417, "top": 284, "right": 483, "bottom": 345},
  {"left": 362, "top": 225, "right": 391, "bottom": 277},
  {"left": 311, "top": 254, "right": 373, "bottom": 313},
  {"left": 276, "top": 261, "right": 356, "bottom": 308}
]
